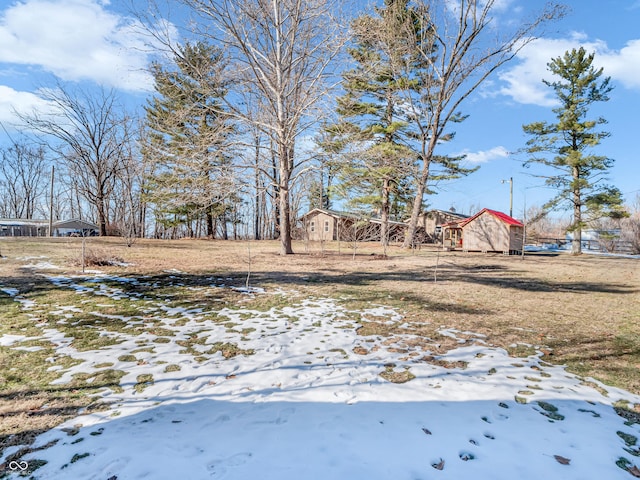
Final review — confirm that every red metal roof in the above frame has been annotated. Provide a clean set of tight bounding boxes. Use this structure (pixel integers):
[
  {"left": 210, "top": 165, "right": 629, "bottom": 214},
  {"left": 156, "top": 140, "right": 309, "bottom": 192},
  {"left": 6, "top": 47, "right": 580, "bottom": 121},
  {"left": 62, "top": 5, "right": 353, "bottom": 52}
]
[{"left": 461, "top": 208, "right": 524, "bottom": 227}]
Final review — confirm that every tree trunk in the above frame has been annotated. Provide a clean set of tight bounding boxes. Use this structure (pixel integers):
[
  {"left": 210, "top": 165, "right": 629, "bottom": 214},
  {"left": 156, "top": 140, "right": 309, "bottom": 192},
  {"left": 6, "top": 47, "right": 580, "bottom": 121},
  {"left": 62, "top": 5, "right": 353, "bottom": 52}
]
[
  {"left": 271, "top": 145, "right": 281, "bottom": 240},
  {"left": 278, "top": 142, "right": 294, "bottom": 255},
  {"left": 221, "top": 212, "right": 229, "bottom": 240},
  {"left": 97, "top": 194, "right": 108, "bottom": 236},
  {"left": 404, "top": 170, "right": 427, "bottom": 248},
  {"left": 206, "top": 207, "right": 214, "bottom": 238},
  {"left": 254, "top": 134, "right": 261, "bottom": 240},
  {"left": 381, "top": 177, "right": 390, "bottom": 252},
  {"left": 572, "top": 166, "right": 582, "bottom": 255},
  {"left": 403, "top": 130, "right": 437, "bottom": 248}
]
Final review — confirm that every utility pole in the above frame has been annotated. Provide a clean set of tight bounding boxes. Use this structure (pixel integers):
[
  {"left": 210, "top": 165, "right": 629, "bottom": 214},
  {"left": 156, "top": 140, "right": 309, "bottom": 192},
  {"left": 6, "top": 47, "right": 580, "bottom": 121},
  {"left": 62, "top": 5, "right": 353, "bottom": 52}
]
[
  {"left": 502, "top": 177, "right": 513, "bottom": 217},
  {"left": 48, "top": 164, "right": 55, "bottom": 237}
]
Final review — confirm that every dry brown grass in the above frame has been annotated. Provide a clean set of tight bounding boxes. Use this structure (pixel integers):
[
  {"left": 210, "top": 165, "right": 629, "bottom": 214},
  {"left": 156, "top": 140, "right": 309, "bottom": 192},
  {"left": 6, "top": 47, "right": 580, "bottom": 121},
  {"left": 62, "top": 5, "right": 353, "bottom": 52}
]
[{"left": 0, "top": 236, "right": 639, "bottom": 460}]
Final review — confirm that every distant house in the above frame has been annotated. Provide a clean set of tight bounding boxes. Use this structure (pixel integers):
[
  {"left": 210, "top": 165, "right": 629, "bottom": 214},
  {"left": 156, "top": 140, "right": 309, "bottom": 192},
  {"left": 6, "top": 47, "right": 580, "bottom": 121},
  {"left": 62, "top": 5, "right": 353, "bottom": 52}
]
[
  {"left": 52, "top": 219, "right": 99, "bottom": 237},
  {"left": 442, "top": 208, "right": 524, "bottom": 254},
  {"left": 413, "top": 209, "right": 469, "bottom": 243},
  {"left": 0, "top": 219, "right": 48, "bottom": 237},
  {"left": 565, "top": 229, "right": 622, "bottom": 252},
  {"left": 299, "top": 208, "right": 407, "bottom": 243},
  {"left": 0, "top": 218, "right": 98, "bottom": 237}
]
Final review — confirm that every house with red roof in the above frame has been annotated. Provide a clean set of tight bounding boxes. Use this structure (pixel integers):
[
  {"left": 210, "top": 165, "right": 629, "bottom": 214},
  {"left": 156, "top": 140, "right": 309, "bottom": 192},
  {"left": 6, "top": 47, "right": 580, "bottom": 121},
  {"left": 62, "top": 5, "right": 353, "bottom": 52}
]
[{"left": 442, "top": 208, "right": 524, "bottom": 254}]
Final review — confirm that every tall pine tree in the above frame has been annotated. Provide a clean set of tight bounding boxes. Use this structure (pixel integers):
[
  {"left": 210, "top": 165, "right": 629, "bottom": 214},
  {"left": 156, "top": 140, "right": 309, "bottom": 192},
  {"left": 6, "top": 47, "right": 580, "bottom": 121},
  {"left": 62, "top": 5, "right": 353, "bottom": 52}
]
[
  {"left": 331, "top": 0, "right": 477, "bottom": 248},
  {"left": 143, "top": 41, "right": 236, "bottom": 238},
  {"left": 523, "top": 47, "right": 626, "bottom": 254},
  {"left": 331, "top": 0, "right": 421, "bottom": 249}
]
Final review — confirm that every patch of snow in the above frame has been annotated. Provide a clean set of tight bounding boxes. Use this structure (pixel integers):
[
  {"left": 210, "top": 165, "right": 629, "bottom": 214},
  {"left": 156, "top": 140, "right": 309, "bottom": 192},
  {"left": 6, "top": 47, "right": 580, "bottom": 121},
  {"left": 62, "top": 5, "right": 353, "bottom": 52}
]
[
  {"left": 13, "top": 345, "right": 44, "bottom": 352},
  {"left": 231, "top": 285, "right": 266, "bottom": 294},
  {"left": 3, "top": 268, "right": 640, "bottom": 480},
  {"left": 110, "top": 261, "right": 134, "bottom": 267},
  {"left": 23, "top": 261, "right": 61, "bottom": 270},
  {"left": 0, "top": 334, "right": 27, "bottom": 346},
  {"left": 1, "top": 287, "right": 19, "bottom": 296}
]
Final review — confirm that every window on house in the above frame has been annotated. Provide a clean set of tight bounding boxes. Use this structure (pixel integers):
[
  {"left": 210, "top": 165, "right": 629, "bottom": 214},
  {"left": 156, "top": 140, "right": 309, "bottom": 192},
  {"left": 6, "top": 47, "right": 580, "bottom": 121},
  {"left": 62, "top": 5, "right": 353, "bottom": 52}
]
[
  {"left": 310, "top": 221, "right": 315, "bottom": 232},
  {"left": 324, "top": 221, "right": 329, "bottom": 232}
]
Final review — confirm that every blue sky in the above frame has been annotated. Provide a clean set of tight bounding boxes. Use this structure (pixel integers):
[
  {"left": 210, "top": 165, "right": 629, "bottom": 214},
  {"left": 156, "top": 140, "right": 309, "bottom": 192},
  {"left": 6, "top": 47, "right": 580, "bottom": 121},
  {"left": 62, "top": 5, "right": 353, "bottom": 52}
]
[{"left": 0, "top": 0, "right": 638, "bottom": 220}]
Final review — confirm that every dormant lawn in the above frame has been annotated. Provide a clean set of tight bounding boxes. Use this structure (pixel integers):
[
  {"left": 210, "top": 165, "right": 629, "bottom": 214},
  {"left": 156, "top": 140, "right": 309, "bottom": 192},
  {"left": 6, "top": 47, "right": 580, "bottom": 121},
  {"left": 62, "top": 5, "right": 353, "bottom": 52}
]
[{"left": 0, "top": 237, "right": 639, "bottom": 479}]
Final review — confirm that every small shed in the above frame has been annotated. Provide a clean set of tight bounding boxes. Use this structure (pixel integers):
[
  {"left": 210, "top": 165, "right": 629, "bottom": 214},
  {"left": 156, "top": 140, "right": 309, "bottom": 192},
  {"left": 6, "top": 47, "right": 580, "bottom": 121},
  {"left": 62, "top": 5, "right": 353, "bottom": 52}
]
[{"left": 459, "top": 208, "right": 524, "bottom": 254}]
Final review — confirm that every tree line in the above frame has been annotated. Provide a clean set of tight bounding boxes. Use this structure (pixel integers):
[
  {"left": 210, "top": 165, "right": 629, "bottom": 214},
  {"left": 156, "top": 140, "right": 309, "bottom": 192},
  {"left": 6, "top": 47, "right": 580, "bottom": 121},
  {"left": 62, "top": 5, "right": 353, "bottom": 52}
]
[{"left": 0, "top": 0, "right": 633, "bottom": 254}]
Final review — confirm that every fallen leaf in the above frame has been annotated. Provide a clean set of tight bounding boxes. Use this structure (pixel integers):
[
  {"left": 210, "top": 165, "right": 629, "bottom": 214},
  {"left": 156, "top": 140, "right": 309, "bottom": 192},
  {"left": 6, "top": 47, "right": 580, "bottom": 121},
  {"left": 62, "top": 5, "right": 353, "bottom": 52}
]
[
  {"left": 628, "top": 466, "right": 640, "bottom": 478},
  {"left": 554, "top": 455, "right": 571, "bottom": 465},
  {"left": 432, "top": 459, "right": 444, "bottom": 470}
]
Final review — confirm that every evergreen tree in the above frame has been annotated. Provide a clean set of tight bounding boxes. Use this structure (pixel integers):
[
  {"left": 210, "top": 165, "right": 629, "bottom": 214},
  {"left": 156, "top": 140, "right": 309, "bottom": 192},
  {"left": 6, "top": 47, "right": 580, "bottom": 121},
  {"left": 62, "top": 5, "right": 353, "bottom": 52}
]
[
  {"left": 331, "top": 0, "right": 480, "bottom": 248},
  {"left": 331, "top": 0, "right": 421, "bottom": 249},
  {"left": 143, "top": 41, "right": 236, "bottom": 238},
  {"left": 522, "top": 47, "right": 626, "bottom": 254}
]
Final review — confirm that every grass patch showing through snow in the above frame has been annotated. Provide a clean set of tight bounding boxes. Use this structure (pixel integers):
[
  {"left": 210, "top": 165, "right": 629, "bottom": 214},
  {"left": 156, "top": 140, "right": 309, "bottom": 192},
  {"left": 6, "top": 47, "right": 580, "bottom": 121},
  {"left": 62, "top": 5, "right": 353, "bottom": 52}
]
[{"left": 1, "top": 237, "right": 639, "bottom": 469}]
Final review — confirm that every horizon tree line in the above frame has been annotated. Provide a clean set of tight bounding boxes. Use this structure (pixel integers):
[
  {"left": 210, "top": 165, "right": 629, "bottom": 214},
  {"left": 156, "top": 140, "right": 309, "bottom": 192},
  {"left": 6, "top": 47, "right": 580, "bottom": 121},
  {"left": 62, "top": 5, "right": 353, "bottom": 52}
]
[{"left": 0, "top": 0, "right": 634, "bottom": 253}]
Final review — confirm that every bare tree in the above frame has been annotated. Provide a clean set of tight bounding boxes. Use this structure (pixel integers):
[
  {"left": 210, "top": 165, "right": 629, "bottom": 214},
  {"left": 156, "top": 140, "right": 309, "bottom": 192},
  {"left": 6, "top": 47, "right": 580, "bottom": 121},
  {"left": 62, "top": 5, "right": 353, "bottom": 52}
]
[
  {"left": 179, "top": 0, "right": 343, "bottom": 254},
  {"left": 524, "top": 205, "right": 567, "bottom": 242},
  {"left": 0, "top": 141, "right": 48, "bottom": 218},
  {"left": 399, "top": 0, "right": 565, "bottom": 247},
  {"left": 620, "top": 194, "right": 640, "bottom": 254},
  {"left": 111, "top": 140, "right": 147, "bottom": 243},
  {"left": 16, "top": 85, "right": 135, "bottom": 236}
]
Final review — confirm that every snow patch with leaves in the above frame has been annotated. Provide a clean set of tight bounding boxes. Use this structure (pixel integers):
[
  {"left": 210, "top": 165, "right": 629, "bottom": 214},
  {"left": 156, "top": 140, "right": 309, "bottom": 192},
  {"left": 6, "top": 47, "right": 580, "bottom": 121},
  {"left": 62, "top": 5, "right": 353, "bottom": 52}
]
[{"left": 1, "top": 268, "right": 640, "bottom": 480}]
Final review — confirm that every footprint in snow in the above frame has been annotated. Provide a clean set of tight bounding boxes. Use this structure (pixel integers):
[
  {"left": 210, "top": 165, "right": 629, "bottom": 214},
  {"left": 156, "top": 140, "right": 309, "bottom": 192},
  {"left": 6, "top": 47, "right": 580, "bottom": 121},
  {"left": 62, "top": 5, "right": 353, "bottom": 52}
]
[
  {"left": 275, "top": 407, "right": 295, "bottom": 425},
  {"left": 459, "top": 451, "right": 475, "bottom": 461},
  {"left": 214, "top": 414, "right": 231, "bottom": 424},
  {"left": 333, "top": 391, "right": 357, "bottom": 404},
  {"left": 252, "top": 407, "right": 295, "bottom": 425},
  {"left": 102, "top": 457, "right": 131, "bottom": 476},
  {"left": 207, "top": 452, "right": 253, "bottom": 477}
]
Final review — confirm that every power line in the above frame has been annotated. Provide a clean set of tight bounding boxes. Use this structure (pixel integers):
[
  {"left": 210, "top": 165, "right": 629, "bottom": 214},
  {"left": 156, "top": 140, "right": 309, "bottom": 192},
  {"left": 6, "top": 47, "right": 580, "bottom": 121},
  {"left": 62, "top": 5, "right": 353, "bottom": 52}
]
[{"left": 0, "top": 121, "right": 18, "bottom": 146}]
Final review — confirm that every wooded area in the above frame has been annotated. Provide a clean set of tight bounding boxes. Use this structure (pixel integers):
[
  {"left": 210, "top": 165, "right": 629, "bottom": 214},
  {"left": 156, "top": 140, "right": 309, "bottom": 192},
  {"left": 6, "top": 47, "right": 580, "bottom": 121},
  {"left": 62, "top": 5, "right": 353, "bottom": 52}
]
[{"left": 1, "top": 0, "right": 638, "bottom": 253}]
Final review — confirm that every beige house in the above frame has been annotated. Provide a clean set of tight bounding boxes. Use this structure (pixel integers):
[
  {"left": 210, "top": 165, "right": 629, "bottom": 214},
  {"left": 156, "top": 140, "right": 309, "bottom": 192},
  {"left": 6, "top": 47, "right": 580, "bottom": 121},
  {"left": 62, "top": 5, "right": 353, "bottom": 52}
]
[
  {"left": 300, "top": 209, "right": 346, "bottom": 241},
  {"left": 442, "top": 208, "right": 524, "bottom": 254},
  {"left": 414, "top": 209, "right": 469, "bottom": 242},
  {"left": 300, "top": 209, "right": 406, "bottom": 242}
]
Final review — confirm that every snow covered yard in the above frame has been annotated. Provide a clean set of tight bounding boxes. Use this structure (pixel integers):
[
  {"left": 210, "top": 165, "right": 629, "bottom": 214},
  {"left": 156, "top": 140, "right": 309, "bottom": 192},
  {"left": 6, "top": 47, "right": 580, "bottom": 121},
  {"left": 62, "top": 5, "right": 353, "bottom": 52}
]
[{"left": 1, "top": 258, "right": 640, "bottom": 479}]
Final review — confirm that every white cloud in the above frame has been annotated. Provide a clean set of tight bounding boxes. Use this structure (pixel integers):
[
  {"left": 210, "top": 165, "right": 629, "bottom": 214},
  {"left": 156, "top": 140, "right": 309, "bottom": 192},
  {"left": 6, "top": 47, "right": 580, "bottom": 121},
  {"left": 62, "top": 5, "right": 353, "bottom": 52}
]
[
  {"left": 0, "top": 0, "right": 163, "bottom": 92},
  {"left": 444, "top": 0, "right": 514, "bottom": 16},
  {"left": 497, "top": 33, "right": 640, "bottom": 106},
  {"left": 457, "top": 146, "right": 510, "bottom": 164},
  {"left": 0, "top": 85, "right": 55, "bottom": 126},
  {"left": 601, "top": 39, "right": 640, "bottom": 89}
]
